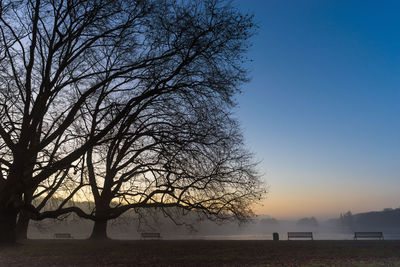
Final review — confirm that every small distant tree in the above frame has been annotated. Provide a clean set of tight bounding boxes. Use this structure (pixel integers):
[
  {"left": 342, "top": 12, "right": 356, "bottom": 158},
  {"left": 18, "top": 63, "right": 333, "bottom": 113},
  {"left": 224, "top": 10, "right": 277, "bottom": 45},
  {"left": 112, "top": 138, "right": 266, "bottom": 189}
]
[
  {"left": 339, "top": 211, "right": 354, "bottom": 231},
  {"left": 297, "top": 217, "right": 318, "bottom": 227}
]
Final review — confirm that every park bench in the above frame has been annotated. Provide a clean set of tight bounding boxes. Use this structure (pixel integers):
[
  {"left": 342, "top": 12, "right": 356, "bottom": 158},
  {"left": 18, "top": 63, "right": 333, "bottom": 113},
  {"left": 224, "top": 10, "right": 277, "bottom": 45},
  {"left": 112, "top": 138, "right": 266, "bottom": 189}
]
[
  {"left": 354, "top": 232, "right": 384, "bottom": 240},
  {"left": 140, "top": 232, "right": 161, "bottom": 240},
  {"left": 54, "top": 233, "right": 73, "bottom": 239},
  {"left": 287, "top": 232, "right": 313, "bottom": 240}
]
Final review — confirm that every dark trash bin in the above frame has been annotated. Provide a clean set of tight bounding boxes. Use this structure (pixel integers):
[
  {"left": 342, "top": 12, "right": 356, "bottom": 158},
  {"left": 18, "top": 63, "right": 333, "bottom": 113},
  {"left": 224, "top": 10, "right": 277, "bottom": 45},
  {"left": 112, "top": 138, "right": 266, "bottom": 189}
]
[{"left": 273, "top": 232, "right": 279, "bottom": 241}]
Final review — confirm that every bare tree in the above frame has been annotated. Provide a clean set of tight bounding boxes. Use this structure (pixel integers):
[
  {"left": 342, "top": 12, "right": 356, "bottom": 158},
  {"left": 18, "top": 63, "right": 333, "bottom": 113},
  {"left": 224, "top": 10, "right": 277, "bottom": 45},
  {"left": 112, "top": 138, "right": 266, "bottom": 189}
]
[
  {"left": 80, "top": 92, "right": 263, "bottom": 240},
  {"left": 0, "top": 0, "right": 259, "bottom": 243}
]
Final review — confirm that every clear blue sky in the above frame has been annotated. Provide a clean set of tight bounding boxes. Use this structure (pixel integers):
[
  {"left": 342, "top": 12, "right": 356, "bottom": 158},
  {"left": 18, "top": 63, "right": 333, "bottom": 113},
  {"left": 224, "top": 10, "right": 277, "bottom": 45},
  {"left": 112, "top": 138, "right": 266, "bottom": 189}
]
[{"left": 234, "top": 0, "right": 400, "bottom": 219}]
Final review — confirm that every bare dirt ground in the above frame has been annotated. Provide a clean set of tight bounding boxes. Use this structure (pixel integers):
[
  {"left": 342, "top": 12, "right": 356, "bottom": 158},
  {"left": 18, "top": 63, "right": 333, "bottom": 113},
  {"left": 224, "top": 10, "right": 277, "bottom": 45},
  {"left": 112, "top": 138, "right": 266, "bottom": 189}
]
[{"left": 1, "top": 239, "right": 400, "bottom": 266}]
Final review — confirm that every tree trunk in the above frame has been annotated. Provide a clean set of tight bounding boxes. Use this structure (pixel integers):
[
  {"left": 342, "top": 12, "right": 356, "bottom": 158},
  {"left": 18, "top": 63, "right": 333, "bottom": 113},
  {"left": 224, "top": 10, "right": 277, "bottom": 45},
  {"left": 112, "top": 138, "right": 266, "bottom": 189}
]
[
  {"left": 0, "top": 206, "right": 18, "bottom": 244},
  {"left": 89, "top": 191, "right": 111, "bottom": 240},
  {"left": 16, "top": 188, "right": 35, "bottom": 241},
  {"left": 0, "top": 157, "right": 30, "bottom": 244},
  {"left": 16, "top": 210, "right": 30, "bottom": 241},
  {"left": 89, "top": 219, "right": 109, "bottom": 240},
  {"left": 0, "top": 184, "right": 21, "bottom": 244}
]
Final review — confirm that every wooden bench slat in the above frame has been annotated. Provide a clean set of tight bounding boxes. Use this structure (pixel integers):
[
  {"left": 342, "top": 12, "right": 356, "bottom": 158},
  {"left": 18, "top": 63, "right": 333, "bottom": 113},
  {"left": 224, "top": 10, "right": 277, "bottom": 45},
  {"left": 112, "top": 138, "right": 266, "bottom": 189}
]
[
  {"left": 354, "top": 232, "right": 384, "bottom": 240},
  {"left": 287, "top": 232, "right": 313, "bottom": 240},
  {"left": 140, "top": 232, "right": 161, "bottom": 239},
  {"left": 54, "top": 233, "right": 72, "bottom": 239}
]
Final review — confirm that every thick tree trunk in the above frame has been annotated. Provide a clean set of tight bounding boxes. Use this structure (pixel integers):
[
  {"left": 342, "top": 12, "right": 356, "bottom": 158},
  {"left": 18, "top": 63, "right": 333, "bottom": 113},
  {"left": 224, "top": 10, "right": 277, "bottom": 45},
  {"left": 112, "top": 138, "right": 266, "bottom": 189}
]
[
  {"left": 89, "top": 219, "right": 109, "bottom": 240},
  {"left": 16, "top": 210, "right": 30, "bottom": 241},
  {"left": 16, "top": 188, "right": 35, "bottom": 240},
  {"left": 0, "top": 183, "right": 22, "bottom": 244},
  {"left": 0, "top": 156, "right": 31, "bottom": 244},
  {"left": 0, "top": 206, "right": 18, "bottom": 244}
]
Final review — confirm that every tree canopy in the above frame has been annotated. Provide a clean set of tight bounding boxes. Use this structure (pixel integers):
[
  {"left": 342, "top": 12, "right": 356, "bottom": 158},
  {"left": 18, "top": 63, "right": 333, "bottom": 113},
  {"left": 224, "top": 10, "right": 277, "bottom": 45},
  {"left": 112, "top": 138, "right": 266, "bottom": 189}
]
[{"left": 0, "top": 0, "right": 265, "bottom": 243}]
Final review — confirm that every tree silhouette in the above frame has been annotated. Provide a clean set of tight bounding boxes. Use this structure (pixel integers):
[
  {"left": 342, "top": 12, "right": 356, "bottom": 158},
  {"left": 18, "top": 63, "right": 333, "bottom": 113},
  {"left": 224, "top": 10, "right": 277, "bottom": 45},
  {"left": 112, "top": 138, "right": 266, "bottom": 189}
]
[
  {"left": 0, "top": 0, "right": 262, "bottom": 243},
  {"left": 84, "top": 98, "right": 261, "bottom": 240}
]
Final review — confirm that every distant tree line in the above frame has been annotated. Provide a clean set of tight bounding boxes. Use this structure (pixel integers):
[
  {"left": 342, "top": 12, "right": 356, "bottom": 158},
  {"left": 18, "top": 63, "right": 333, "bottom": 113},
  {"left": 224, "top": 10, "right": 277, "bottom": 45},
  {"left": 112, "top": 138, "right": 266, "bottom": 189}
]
[{"left": 338, "top": 208, "right": 400, "bottom": 230}]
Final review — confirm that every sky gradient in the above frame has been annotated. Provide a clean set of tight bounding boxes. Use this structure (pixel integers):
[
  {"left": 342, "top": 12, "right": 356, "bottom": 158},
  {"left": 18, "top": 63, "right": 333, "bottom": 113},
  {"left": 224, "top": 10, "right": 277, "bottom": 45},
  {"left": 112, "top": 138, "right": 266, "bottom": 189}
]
[{"left": 235, "top": 0, "right": 400, "bottom": 219}]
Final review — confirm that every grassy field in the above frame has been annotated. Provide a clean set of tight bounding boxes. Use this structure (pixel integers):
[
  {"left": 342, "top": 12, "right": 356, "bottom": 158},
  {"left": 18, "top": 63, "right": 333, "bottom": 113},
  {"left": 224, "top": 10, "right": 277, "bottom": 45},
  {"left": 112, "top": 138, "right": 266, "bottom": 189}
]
[{"left": 1, "top": 239, "right": 400, "bottom": 266}]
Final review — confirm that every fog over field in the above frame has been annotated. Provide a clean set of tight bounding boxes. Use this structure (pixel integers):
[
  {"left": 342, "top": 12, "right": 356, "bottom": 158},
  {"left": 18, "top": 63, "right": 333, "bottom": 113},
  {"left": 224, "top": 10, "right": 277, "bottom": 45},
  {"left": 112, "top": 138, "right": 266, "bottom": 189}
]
[{"left": 27, "top": 208, "right": 400, "bottom": 240}]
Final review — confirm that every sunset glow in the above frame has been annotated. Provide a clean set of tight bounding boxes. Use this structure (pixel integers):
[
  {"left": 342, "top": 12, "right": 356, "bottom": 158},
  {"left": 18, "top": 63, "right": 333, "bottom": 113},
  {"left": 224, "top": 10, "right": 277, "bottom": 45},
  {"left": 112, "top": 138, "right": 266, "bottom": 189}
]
[{"left": 237, "top": 0, "right": 400, "bottom": 219}]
